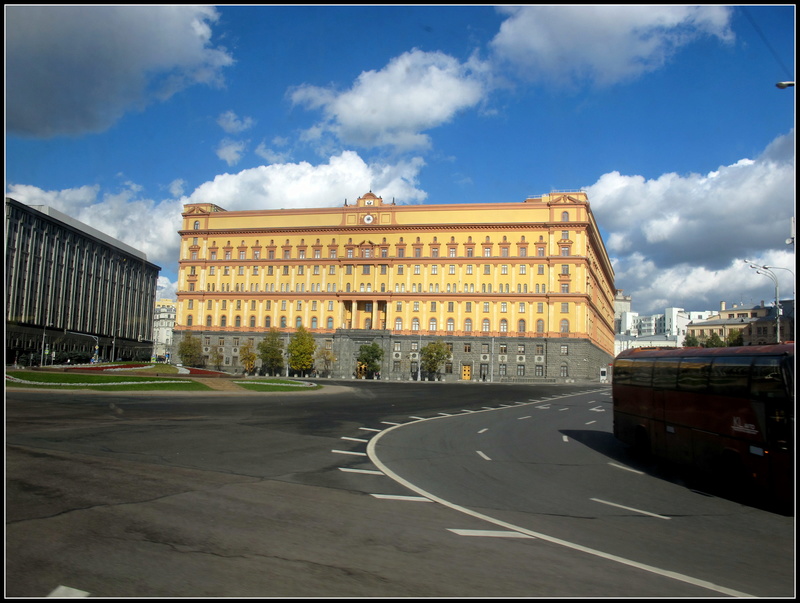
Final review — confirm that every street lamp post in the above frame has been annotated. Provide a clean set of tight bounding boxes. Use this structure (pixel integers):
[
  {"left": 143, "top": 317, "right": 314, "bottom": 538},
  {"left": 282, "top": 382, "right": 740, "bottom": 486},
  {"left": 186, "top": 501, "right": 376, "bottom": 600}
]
[{"left": 745, "top": 261, "right": 781, "bottom": 343}]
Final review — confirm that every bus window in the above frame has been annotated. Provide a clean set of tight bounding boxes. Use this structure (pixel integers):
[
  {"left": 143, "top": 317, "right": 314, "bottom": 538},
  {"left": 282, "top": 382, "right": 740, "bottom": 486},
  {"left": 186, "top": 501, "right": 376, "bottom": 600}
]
[
  {"left": 677, "top": 358, "right": 710, "bottom": 392},
  {"left": 652, "top": 358, "right": 680, "bottom": 390},
  {"left": 708, "top": 356, "right": 751, "bottom": 397},
  {"left": 750, "top": 357, "right": 788, "bottom": 400},
  {"left": 613, "top": 358, "right": 634, "bottom": 385},
  {"left": 631, "top": 359, "right": 654, "bottom": 387}
]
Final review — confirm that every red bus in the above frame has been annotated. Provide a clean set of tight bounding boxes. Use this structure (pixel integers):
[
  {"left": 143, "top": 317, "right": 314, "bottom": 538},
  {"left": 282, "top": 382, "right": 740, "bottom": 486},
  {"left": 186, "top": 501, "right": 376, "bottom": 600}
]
[{"left": 612, "top": 344, "right": 793, "bottom": 506}]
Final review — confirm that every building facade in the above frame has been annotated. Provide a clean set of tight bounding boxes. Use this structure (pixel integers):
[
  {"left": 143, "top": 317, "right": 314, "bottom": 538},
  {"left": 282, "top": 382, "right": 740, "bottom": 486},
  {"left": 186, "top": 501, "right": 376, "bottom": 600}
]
[
  {"left": 152, "top": 298, "right": 176, "bottom": 361},
  {"left": 173, "top": 191, "right": 615, "bottom": 381},
  {"left": 5, "top": 197, "right": 160, "bottom": 365}
]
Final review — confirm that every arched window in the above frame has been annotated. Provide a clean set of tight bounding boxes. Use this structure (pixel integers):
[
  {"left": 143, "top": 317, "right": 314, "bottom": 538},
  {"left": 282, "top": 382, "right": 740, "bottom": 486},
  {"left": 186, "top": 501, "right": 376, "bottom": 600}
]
[
  {"left": 187, "top": 315, "right": 193, "bottom": 326},
  {"left": 561, "top": 211, "right": 569, "bottom": 221},
  {"left": 464, "top": 318, "right": 473, "bottom": 332},
  {"left": 280, "top": 316, "right": 287, "bottom": 328},
  {"left": 499, "top": 319, "right": 508, "bottom": 332},
  {"left": 482, "top": 319, "right": 490, "bottom": 332},
  {"left": 536, "top": 319, "right": 544, "bottom": 333},
  {"left": 206, "top": 315, "right": 212, "bottom": 327},
  {"left": 295, "top": 317, "right": 302, "bottom": 328},
  {"left": 221, "top": 316, "right": 227, "bottom": 327},
  {"left": 412, "top": 318, "right": 420, "bottom": 331},
  {"left": 265, "top": 316, "right": 271, "bottom": 328},
  {"left": 560, "top": 319, "right": 570, "bottom": 333},
  {"left": 446, "top": 318, "right": 455, "bottom": 331},
  {"left": 395, "top": 317, "right": 403, "bottom": 330},
  {"left": 249, "top": 316, "right": 256, "bottom": 328},
  {"left": 429, "top": 318, "right": 437, "bottom": 331},
  {"left": 518, "top": 319, "right": 526, "bottom": 333},
  {"left": 193, "top": 220, "right": 200, "bottom": 230},
  {"left": 235, "top": 316, "right": 241, "bottom": 327},
  {"left": 327, "top": 317, "right": 334, "bottom": 329},
  {"left": 311, "top": 317, "right": 318, "bottom": 329}
]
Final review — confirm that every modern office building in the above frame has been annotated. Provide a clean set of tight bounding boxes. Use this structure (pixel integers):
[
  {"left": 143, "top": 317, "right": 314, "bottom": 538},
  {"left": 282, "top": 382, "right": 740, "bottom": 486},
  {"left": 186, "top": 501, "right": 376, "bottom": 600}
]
[
  {"left": 174, "top": 191, "right": 615, "bottom": 381},
  {"left": 5, "top": 197, "right": 160, "bottom": 365}
]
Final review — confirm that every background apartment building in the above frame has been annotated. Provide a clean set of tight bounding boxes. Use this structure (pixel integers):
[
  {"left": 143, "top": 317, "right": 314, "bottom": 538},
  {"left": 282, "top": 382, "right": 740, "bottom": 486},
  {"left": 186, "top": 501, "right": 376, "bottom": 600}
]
[
  {"left": 173, "top": 191, "right": 615, "bottom": 381},
  {"left": 152, "top": 298, "right": 176, "bottom": 361},
  {"left": 5, "top": 197, "right": 160, "bottom": 365}
]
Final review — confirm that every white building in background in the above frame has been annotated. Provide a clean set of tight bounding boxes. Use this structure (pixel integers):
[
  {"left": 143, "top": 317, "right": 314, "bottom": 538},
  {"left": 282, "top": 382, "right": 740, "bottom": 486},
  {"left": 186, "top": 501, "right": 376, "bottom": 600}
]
[{"left": 152, "top": 299, "right": 176, "bottom": 361}]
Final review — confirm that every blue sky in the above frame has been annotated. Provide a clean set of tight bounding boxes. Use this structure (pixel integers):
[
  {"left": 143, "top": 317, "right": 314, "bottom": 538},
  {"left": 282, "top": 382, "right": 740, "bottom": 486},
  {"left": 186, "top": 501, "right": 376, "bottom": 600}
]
[{"left": 6, "top": 5, "right": 795, "bottom": 316}]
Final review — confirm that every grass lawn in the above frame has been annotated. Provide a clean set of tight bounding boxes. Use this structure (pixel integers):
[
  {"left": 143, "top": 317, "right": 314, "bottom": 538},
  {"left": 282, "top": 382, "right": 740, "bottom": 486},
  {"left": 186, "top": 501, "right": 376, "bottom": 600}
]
[{"left": 5, "top": 370, "right": 212, "bottom": 391}]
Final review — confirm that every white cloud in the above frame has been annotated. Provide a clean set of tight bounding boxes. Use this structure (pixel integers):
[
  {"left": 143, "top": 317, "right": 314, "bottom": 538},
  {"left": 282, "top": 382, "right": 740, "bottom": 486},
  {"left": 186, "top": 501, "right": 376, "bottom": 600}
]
[
  {"left": 491, "top": 6, "right": 734, "bottom": 87},
  {"left": 187, "top": 150, "right": 427, "bottom": 210},
  {"left": 291, "top": 49, "right": 489, "bottom": 151},
  {"left": 6, "top": 5, "right": 233, "bottom": 137},
  {"left": 588, "top": 130, "right": 795, "bottom": 313},
  {"left": 217, "top": 110, "right": 256, "bottom": 134},
  {"left": 168, "top": 179, "right": 187, "bottom": 198},
  {"left": 216, "top": 139, "right": 249, "bottom": 166}
]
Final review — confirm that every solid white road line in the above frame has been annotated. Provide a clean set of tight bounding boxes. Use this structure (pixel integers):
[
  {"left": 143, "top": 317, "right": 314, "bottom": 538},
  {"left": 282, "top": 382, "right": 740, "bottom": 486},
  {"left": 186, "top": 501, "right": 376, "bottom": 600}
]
[
  {"left": 370, "top": 493, "right": 431, "bottom": 502},
  {"left": 608, "top": 462, "right": 644, "bottom": 475},
  {"left": 48, "top": 586, "right": 89, "bottom": 597}
]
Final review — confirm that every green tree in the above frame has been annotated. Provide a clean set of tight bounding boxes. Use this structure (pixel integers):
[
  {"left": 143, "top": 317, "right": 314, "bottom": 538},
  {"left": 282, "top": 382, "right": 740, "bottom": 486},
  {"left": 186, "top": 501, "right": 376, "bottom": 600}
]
[
  {"left": 420, "top": 339, "right": 451, "bottom": 380},
  {"left": 705, "top": 332, "right": 725, "bottom": 348},
  {"left": 726, "top": 329, "right": 743, "bottom": 347},
  {"left": 314, "top": 346, "right": 337, "bottom": 376},
  {"left": 239, "top": 340, "right": 257, "bottom": 374},
  {"left": 210, "top": 347, "right": 224, "bottom": 371},
  {"left": 682, "top": 334, "right": 700, "bottom": 347},
  {"left": 177, "top": 332, "right": 204, "bottom": 367},
  {"left": 357, "top": 342, "right": 384, "bottom": 377},
  {"left": 288, "top": 326, "right": 316, "bottom": 376},
  {"left": 258, "top": 328, "right": 285, "bottom": 375}
]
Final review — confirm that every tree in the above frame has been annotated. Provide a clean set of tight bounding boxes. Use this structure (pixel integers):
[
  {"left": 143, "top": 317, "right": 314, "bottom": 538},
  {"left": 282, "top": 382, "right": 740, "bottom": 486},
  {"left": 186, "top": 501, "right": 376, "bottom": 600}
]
[
  {"left": 726, "top": 329, "right": 743, "bottom": 347},
  {"left": 314, "top": 347, "right": 337, "bottom": 376},
  {"left": 357, "top": 342, "right": 384, "bottom": 377},
  {"left": 258, "top": 328, "right": 285, "bottom": 376},
  {"left": 420, "top": 339, "right": 451, "bottom": 380},
  {"left": 288, "top": 326, "right": 316, "bottom": 376},
  {"left": 239, "top": 340, "right": 257, "bottom": 374},
  {"left": 209, "top": 347, "right": 224, "bottom": 371},
  {"left": 177, "top": 332, "right": 204, "bottom": 367},
  {"left": 682, "top": 334, "right": 699, "bottom": 347},
  {"left": 705, "top": 332, "right": 725, "bottom": 348}
]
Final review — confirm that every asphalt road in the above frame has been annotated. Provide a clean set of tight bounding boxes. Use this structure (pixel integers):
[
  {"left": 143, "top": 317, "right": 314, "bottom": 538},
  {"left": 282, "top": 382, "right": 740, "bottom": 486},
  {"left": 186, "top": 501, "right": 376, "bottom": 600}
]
[{"left": 5, "top": 380, "right": 794, "bottom": 597}]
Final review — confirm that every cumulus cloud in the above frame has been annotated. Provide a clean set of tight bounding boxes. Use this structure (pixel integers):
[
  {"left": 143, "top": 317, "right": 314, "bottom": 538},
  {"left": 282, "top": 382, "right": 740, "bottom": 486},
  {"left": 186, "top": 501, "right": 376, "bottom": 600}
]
[
  {"left": 217, "top": 110, "right": 256, "bottom": 134},
  {"left": 186, "top": 150, "right": 427, "bottom": 210},
  {"left": 491, "top": 5, "right": 734, "bottom": 87},
  {"left": 216, "top": 139, "right": 249, "bottom": 166},
  {"left": 291, "top": 49, "right": 489, "bottom": 151},
  {"left": 588, "top": 130, "right": 795, "bottom": 313},
  {"left": 6, "top": 5, "right": 233, "bottom": 137}
]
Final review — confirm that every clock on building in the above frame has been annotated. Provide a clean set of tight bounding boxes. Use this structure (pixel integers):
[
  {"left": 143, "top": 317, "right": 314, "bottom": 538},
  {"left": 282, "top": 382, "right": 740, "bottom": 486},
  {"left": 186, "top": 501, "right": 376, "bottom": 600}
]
[
  {"left": 363, "top": 214, "right": 374, "bottom": 224},
  {"left": 365, "top": 199, "right": 374, "bottom": 206}
]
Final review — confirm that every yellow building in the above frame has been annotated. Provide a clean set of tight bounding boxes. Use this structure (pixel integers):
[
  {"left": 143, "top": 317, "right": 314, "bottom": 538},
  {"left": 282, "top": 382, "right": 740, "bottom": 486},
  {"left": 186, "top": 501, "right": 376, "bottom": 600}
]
[{"left": 175, "top": 191, "right": 615, "bottom": 381}]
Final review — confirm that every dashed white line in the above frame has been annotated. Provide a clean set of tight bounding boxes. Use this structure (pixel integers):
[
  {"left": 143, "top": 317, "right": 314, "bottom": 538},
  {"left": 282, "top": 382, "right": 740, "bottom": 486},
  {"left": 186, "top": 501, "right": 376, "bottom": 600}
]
[
  {"left": 608, "top": 462, "right": 644, "bottom": 475},
  {"left": 478, "top": 428, "right": 489, "bottom": 433},
  {"left": 332, "top": 449, "right": 367, "bottom": 456},
  {"left": 341, "top": 436, "right": 368, "bottom": 443},
  {"left": 562, "top": 435, "right": 569, "bottom": 442},
  {"left": 339, "top": 467, "right": 383, "bottom": 475},
  {"left": 590, "top": 498, "right": 670, "bottom": 519},
  {"left": 476, "top": 450, "right": 491, "bottom": 461},
  {"left": 448, "top": 529, "right": 534, "bottom": 539},
  {"left": 370, "top": 494, "right": 431, "bottom": 502},
  {"left": 359, "top": 427, "right": 381, "bottom": 432},
  {"left": 517, "top": 415, "right": 532, "bottom": 420},
  {"left": 48, "top": 586, "right": 89, "bottom": 597}
]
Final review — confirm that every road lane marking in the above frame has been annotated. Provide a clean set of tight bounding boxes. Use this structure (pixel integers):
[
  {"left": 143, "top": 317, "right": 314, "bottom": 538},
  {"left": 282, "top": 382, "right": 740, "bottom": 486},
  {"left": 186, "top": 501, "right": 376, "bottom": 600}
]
[
  {"left": 590, "top": 498, "right": 670, "bottom": 519},
  {"left": 585, "top": 420, "right": 596, "bottom": 425},
  {"left": 48, "top": 586, "right": 89, "bottom": 597},
  {"left": 381, "top": 421, "right": 402, "bottom": 426},
  {"left": 332, "top": 449, "right": 367, "bottom": 456},
  {"left": 367, "top": 408, "right": 754, "bottom": 598},
  {"left": 478, "top": 428, "right": 489, "bottom": 433},
  {"left": 476, "top": 450, "right": 491, "bottom": 460},
  {"left": 562, "top": 435, "right": 569, "bottom": 442},
  {"left": 448, "top": 529, "right": 534, "bottom": 539},
  {"left": 341, "top": 436, "right": 368, "bottom": 443},
  {"left": 371, "top": 494, "right": 432, "bottom": 502},
  {"left": 608, "top": 462, "right": 644, "bottom": 475},
  {"left": 359, "top": 427, "right": 381, "bottom": 432},
  {"left": 517, "top": 416, "right": 531, "bottom": 420},
  {"left": 339, "top": 467, "right": 383, "bottom": 475},
  {"left": 409, "top": 416, "right": 426, "bottom": 421}
]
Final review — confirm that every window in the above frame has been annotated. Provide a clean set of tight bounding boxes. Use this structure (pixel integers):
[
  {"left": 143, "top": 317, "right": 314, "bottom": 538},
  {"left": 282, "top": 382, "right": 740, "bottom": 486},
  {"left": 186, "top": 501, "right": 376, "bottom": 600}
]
[
  {"left": 412, "top": 318, "right": 420, "bottom": 331},
  {"left": 193, "top": 220, "right": 200, "bottom": 230},
  {"left": 536, "top": 319, "right": 544, "bottom": 332},
  {"left": 518, "top": 319, "right": 526, "bottom": 332},
  {"left": 500, "top": 319, "right": 508, "bottom": 332},
  {"left": 560, "top": 345, "right": 569, "bottom": 355},
  {"left": 429, "top": 318, "right": 437, "bottom": 331},
  {"left": 501, "top": 302, "right": 507, "bottom": 313},
  {"left": 464, "top": 319, "right": 473, "bottom": 332},
  {"left": 560, "top": 319, "right": 570, "bottom": 333},
  {"left": 447, "top": 318, "right": 455, "bottom": 331},
  {"left": 482, "top": 319, "right": 490, "bottom": 332},
  {"left": 395, "top": 317, "right": 403, "bottom": 330}
]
